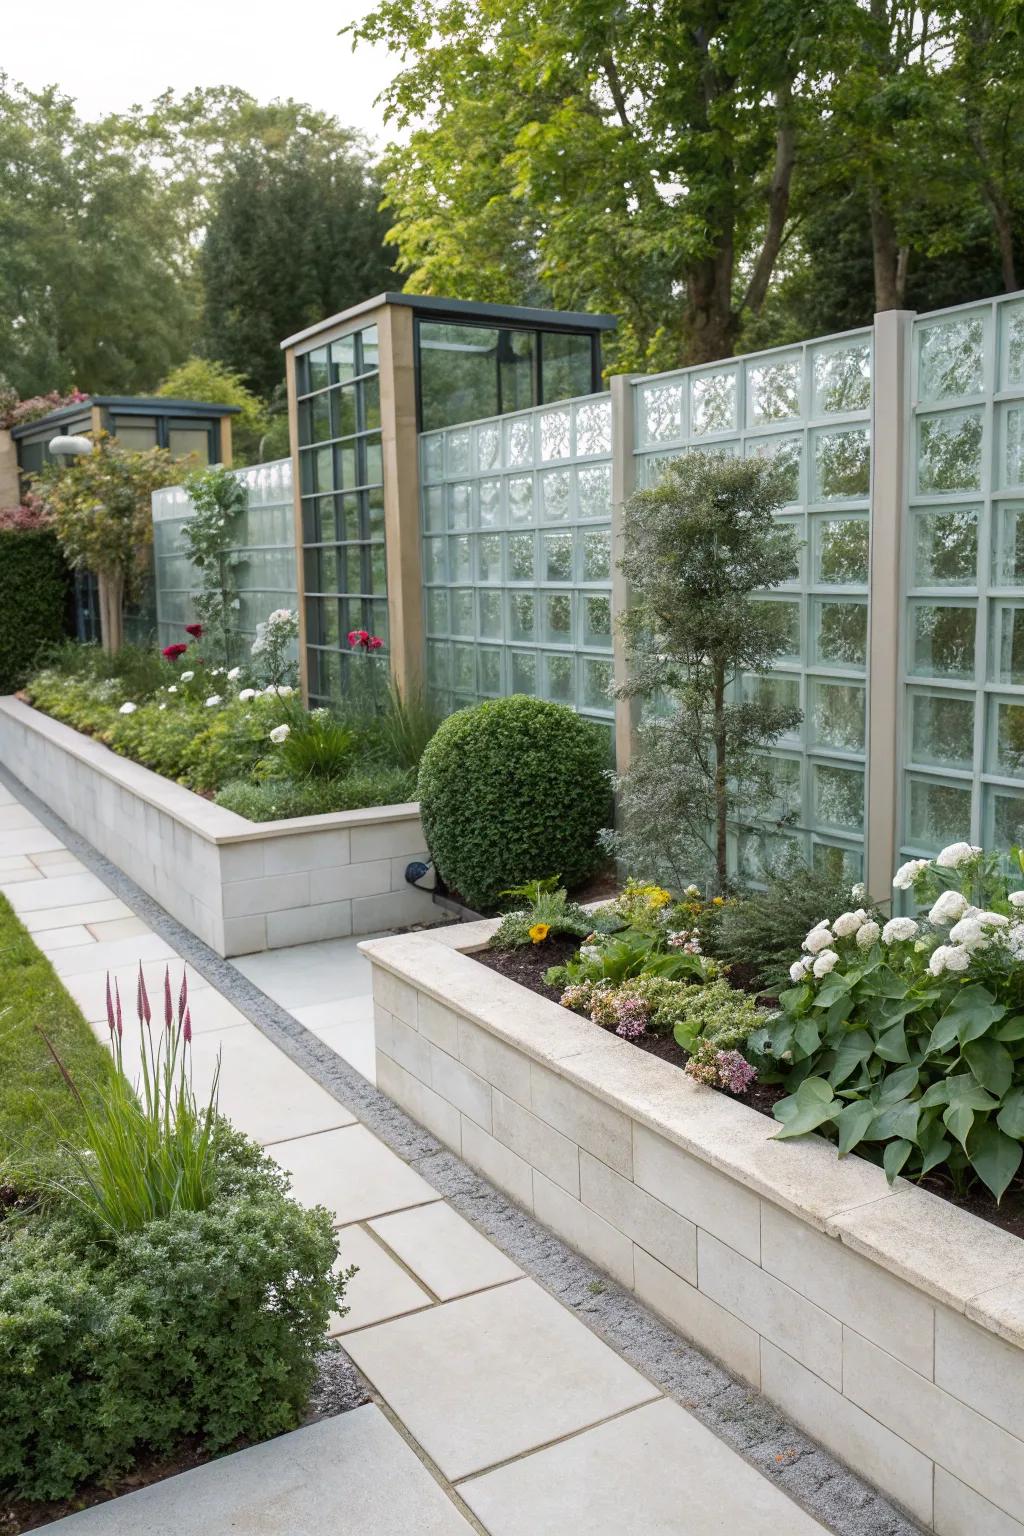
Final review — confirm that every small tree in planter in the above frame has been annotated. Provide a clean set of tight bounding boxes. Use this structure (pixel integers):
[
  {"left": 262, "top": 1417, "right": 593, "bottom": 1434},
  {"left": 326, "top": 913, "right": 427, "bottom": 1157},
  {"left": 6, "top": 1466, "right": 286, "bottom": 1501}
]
[
  {"left": 35, "top": 433, "right": 177, "bottom": 654},
  {"left": 180, "top": 464, "right": 248, "bottom": 668},
  {"left": 613, "top": 452, "right": 801, "bottom": 894}
]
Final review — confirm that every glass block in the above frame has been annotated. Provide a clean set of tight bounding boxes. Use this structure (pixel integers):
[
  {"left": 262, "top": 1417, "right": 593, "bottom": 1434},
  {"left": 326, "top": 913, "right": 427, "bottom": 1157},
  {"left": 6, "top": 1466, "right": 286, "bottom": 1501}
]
[
  {"left": 422, "top": 486, "right": 444, "bottom": 534},
  {"left": 449, "top": 534, "right": 471, "bottom": 583},
  {"left": 452, "top": 643, "right": 475, "bottom": 693},
  {"left": 477, "top": 532, "right": 502, "bottom": 583},
  {"left": 369, "top": 542, "right": 387, "bottom": 595},
  {"left": 507, "top": 475, "right": 535, "bottom": 525},
  {"left": 330, "top": 335, "right": 355, "bottom": 384},
  {"left": 364, "top": 438, "right": 383, "bottom": 487},
  {"left": 813, "top": 761, "right": 865, "bottom": 833},
  {"left": 544, "top": 592, "right": 573, "bottom": 642},
  {"left": 812, "top": 843, "right": 863, "bottom": 883},
  {"left": 909, "top": 601, "right": 976, "bottom": 678},
  {"left": 918, "top": 315, "right": 984, "bottom": 402},
  {"left": 755, "top": 598, "right": 800, "bottom": 660},
  {"left": 422, "top": 434, "right": 444, "bottom": 482},
  {"left": 917, "top": 409, "right": 983, "bottom": 494},
  {"left": 450, "top": 588, "right": 473, "bottom": 637},
  {"left": 315, "top": 447, "right": 334, "bottom": 494},
  {"left": 639, "top": 381, "right": 683, "bottom": 444},
  {"left": 504, "top": 415, "right": 534, "bottom": 467},
  {"left": 576, "top": 462, "right": 612, "bottom": 519},
  {"left": 812, "top": 598, "right": 867, "bottom": 668},
  {"left": 812, "top": 343, "right": 871, "bottom": 415},
  {"left": 446, "top": 429, "right": 471, "bottom": 477},
  {"left": 510, "top": 650, "right": 537, "bottom": 696},
  {"left": 745, "top": 434, "right": 801, "bottom": 503},
  {"left": 747, "top": 356, "right": 801, "bottom": 425},
  {"left": 738, "top": 828, "right": 803, "bottom": 884},
  {"left": 539, "top": 468, "right": 571, "bottom": 521},
  {"left": 478, "top": 647, "right": 502, "bottom": 695},
  {"left": 746, "top": 674, "right": 802, "bottom": 738},
  {"left": 476, "top": 423, "right": 500, "bottom": 473},
  {"left": 479, "top": 587, "right": 503, "bottom": 638},
  {"left": 912, "top": 506, "right": 978, "bottom": 586},
  {"left": 574, "top": 399, "right": 612, "bottom": 455},
  {"left": 427, "top": 640, "right": 450, "bottom": 688},
  {"left": 544, "top": 652, "right": 575, "bottom": 703},
  {"left": 338, "top": 494, "right": 360, "bottom": 543},
  {"left": 986, "top": 785, "right": 1024, "bottom": 849},
  {"left": 582, "top": 593, "right": 613, "bottom": 648},
  {"left": 582, "top": 656, "right": 614, "bottom": 713},
  {"left": 810, "top": 679, "right": 865, "bottom": 752},
  {"left": 425, "top": 589, "right": 448, "bottom": 636},
  {"left": 366, "top": 487, "right": 385, "bottom": 540},
  {"left": 987, "top": 696, "right": 1024, "bottom": 778},
  {"left": 337, "top": 442, "right": 356, "bottom": 489},
  {"left": 539, "top": 407, "right": 571, "bottom": 462},
  {"left": 991, "top": 601, "right": 1024, "bottom": 684},
  {"left": 447, "top": 482, "right": 472, "bottom": 530},
  {"left": 814, "top": 515, "right": 869, "bottom": 585},
  {"left": 478, "top": 478, "right": 502, "bottom": 527},
  {"left": 813, "top": 427, "right": 870, "bottom": 501},
  {"left": 992, "top": 502, "right": 1024, "bottom": 586},
  {"left": 774, "top": 514, "right": 802, "bottom": 582},
  {"left": 909, "top": 691, "right": 974, "bottom": 769},
  {"left": 509, "top": 591, "right": 536, "bottom": 641},
  {"left": 1001, "top": 402, "right": 1024, "bottom": 488},
  {"left": 691, "top": 371, "right": 736, "bottom": 435},
  {"left": 310, "top": 392, "right": 331, "bottom": 442},
  {"left": 334, "top": 385, "right": 357, "bottom": 438},
  {"left": 1002, "top": 299, "right": 1024, "bottom": 390},
  {"left": 542, "top": 530, "right": 573, "bottom": 583},
  {"left": 581, "top": 527, "right": 611, "bottom": 582},
  {"left": 507, "top": 531, "right": 535, "bottom": 582},
  {"left": 906, "top": 776, "right": 972, "bottom": 850},
  {"left": 363, "top": 375, "right": 381, "bottom": 432},
  {"left": 307, "top": 347, "right": 329, "bottom": 392}
]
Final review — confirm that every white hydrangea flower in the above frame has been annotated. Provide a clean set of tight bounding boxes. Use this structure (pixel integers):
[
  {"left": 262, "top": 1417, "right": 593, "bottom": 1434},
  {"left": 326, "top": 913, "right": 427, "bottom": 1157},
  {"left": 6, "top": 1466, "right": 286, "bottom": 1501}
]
[
  {"left": 929, "top": 890, "right": 969, "bottom": 926},
  {"left": 1009, "top": 890, "right": 1024, "bottom": 907},
  {"left": 882, "top": 917, "right": 919, "bottom": 944},
  {"left": 803, "top": 925, "right": 834, "bottom": 955},
  {"left": 1006, "top": 924, "right": 1024, "bottom": 960},
  {"left": 277, "top": 685, "right": 294, "bottom": 697},
  {"left": 158, "top": 703, "right": 166, "bottom": 711},
  {"left": 948, "top": 917, "right": 985, "bottom": 949},
  {"left": 850, "top": 882, "right": 868, "bottom": 904},
  {"left": 205, "top": 694, "right": 222, "bottom": 708},
  {"left": 893, "top": 858, "right": 930, "bottom": 891},
  {"left": 832, "top": 910, "right": 865, "bottom": 938},
  {"left": 812, "top": 949, "right": 839, "bottom": 978},
  {"left": 227, "top": 667, "right": 241, "bottom": 680},
  {"left": 856, "top": 920, "right": 881, "bottom": 948},
  {"left": 935, "top": 842, "right": 981, "bottom": 868},
  {"left": 119, "top": 701, "right": 137, "bottom": 714},
  {"left": 685, "top": 884, "right": 701, "bottom": 896},
  {"left": 238, "top": 688, "right": 256, "bottom": 702},
  {"left": 789, "top": 958, "right": 809, "bottom": 983},
  {"left": 929, "top": 943, "right": 971, "bottom": 976},
  {"left": 269, "top": 608, "right": 294, "bottom": 624},
  {"left": 263, "top": 684, "right": 280, "bottom": 696},
  {"left": 167, "top": 685, "right": 177, "bottom": 694},
  {"left": 976, "top": 910, "right": 1009, "bottom": 928},
  {"left": 269, "top": 724, "right": 290, "bottom": 744},
  {"left": 180, "top": 670, "right": 195, "bottom": 682}
]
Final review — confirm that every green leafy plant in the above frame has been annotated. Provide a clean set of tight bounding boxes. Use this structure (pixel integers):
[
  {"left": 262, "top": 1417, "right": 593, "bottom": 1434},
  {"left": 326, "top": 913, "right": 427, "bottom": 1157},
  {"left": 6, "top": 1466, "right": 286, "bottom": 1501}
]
[
  {"left": 0, "top": 528, "right": 70, "bottom": 693},
  {"left": 489, "top": 877, "right": 604, "bottom": 949},
  {"left": 546, "top": 927, "right": 714, "bottom": 991},
  {"left": 214, "top": 767, "right": 416, "bottom": 821},
  {"left": 260, "top": 700, "right": 358, "bottom": 781},
  {"left": 180, "top": 464, "right": 248, "bottom": 667},
  {"left": 369, "top": 681, "right": 442, "bottom": 771},
  {"left": 710, "top": 860, "right": 873, "bottom": 993},
  {"left": 417, "top": 695, "right": 611, "bottom": 912}
]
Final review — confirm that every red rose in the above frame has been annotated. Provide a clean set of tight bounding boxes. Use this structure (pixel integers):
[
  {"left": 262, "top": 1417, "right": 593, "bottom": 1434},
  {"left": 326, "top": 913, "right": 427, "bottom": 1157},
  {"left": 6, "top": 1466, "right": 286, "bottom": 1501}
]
[
  {"left": 368, "top": 635, "right": 383, "bottom": 650},
  {"left": 185, "top": 623, "right": 203, "bottom": 638},
  {"left": 162, "top": 643, "right": 188, "bottom": 660},
  {"left": 347, "top": 629, "right": 370, "bottom": 649}
]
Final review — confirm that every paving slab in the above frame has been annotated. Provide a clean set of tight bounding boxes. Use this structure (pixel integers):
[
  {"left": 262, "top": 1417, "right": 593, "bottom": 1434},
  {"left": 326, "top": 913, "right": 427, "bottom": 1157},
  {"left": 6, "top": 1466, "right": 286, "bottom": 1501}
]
[
  {"left": 4, "top": 871, "right": 115, "bottom": 911},
  {"left": 273, "top": 1124, "right": 439, "bottom": 1225},
  {"left": 22, "top": 898, "right": 133, "bottom": 933},
  {"left": 331, "top": 1224, "right": 433, "bottom": 1334},
  {"left": 33, "top": 924, "right": 96, "bottom": 951},
  {"left": 65, "top": 959, "right": 211, "bottom": 1022},
  {"left": 41, "top": 1404, "right": 476, "bottom": 1534},
  {"left": 0, "top": 802, "right": 44, "bottom": 832},
  {"left": 344, "top": 1277, "right": 659, "bottom": 1480},
  {"left": 50, "top": 932, "right": 177, "bottom": 976},
  {"left": 0, "top": 825, "right": 67, "bottom": 856},
  {"left": 369, "top": 1201, "right": 523, "bottom": 1301},
  {"left": 294, "top": 1003, "right": 376, "bottom": 1082},
  {"left": 233, "top": 934, "right": 377, "bottom": 1008}
]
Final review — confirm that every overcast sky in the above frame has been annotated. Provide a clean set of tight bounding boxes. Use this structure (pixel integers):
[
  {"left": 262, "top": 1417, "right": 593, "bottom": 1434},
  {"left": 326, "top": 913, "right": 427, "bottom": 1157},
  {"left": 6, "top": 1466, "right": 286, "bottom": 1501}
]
[{"left": 2, "top": 0, "right": 399, "bottom": 144}]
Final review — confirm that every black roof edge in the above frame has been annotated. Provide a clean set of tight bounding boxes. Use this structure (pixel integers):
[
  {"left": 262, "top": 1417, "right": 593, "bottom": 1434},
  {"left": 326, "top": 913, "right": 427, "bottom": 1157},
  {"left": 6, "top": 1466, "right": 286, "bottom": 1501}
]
[
  {"left": 281, "top": 293, "right": 618, "bottom": 350},
  {"left": 10, "top": 397, "right": 241, "bottom": 439}
]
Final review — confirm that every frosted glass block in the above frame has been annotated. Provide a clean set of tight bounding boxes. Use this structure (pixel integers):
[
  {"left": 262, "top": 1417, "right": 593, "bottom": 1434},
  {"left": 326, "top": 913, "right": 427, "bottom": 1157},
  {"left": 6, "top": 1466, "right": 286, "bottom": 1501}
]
[
  {"left": 476, "top": 423, "right": 500, "bottom": 473},
  {"left": 581, "top": 527, "right": 611, "bottom": 582},
  {"left": 507, "top": 532, "right": 535, "bottom": 582},
  {"left": 582, "top": 593, "right": 612, "bottom": 648},
  {"left": 917, "top": 409, "right": 983, "bottom": 493},
  {"left": 755, "top": 598, "right": 800, "bottom": 660},
  {"left": 812, "top": 598, "right": 867, "bottom": 668},
  {"left": 478, "top": 647, "right": 502, "bottom": 695},
  {"left": 639, "top": 452, "right": 674, "bottom": 486},
  {"left": 447, "top": 482, "right": 472, "bottom": 529},
  {"left": 426, "top": 590, "right": 448, "bottom": 636},
  {"left": 477, "top": 533, "right": 502, "bottom": 583},
  {"left": 576, "top": 462, "right": 612, "bottom": 519},
  {"left": 990, "top": 601, "right": 1024, "bottom": 684},
  {"left": 812, "top": 843, "right": 863, "bottom": 882},
  {"left": 507, "top": 474, "right": 535, "bottom": 525},
  {"left": 691, "top": 371, "right": 736, "bottom": 435},
  {"left": 747, "top": 356, "right": 801, "bottom": 425},
  {"left": 986, "top": 785, "right": 1024, "bottom": 849},
  {"left": 1002, "top": 299, "right": 1024, "bottom": 389},
  {"left": 544, "top": 592, "right": 573, "bottom": 642},
  {"left": 510, "top": 650, "right": 537, "bottom": 695},
  {"left": 639, "top": 381, "right": 683, "bottom": 444},
  {"left": 574, "top": 399, "right": 612, "bottom": 455},
  {"left": 504, "top": 415, "right": 534, "bottom": 467},
  {"left": 918, "top": 315, "right": 984, "bottom": 401},
  {"left": 810, "top": 679, "right": 865, "bottom": 752},
  {"left": 909, "top": 601, "right": 976, "bottom": 678},
  {"left": 452, "top": 643, "right": 475, "bottom": 693},
  {"left": 422, "top": 434, "right": 444, "bottom": 482},
  {"left": 812, "top": 343, "right": 871, "bottom": 415},
  {"left": 450, "top": 589, "right": 473, "bottom": 637},
  {"left": 812, "top": 761, "right": 865, "bottom": 833},
  {"left": 813, "top": 426, "right": 870, "bottom": 501},
  {"left": 906, "top": 776, "right": 972, "bottom": 849},
  {"left": 539, "top": 407, "right": 571, "bottom": 461},
  {"left": 738, "top": 828, "right": 805, "bottom": 884},
  {"left": 544, "top": 652, "right": 575, "bottom": 703},
  {"left": 539, "top": 468, "right": 571, "bottom": 521},
  {"left": 509, "top": 591, "right": 536, "bottom": 641},
  {"left": 542, "top": 530, "right": 573, "bottom": 582},
  {"left": 478, "top": 478, "right": 502, "bottom": 527},
  {"left": 746, "top": 674, "right": 802, "bottom": 738},
  {"left": 1001, "top": 402, "right": 1024, "bottom": 488},
  {"left": 745, "top": 434, "right": 801, "bottom": 503},
  {"left": 581, "top": 656, "right": 614, "bottom": 713},
  {"left": 814, "top": 515, "right": 869, "bottom": 585},
  {"left": 449, "top": 534, "right": 471, "bottom": 583},
  {"left": 912, "top": 506, "right": 977, "bottom": 586},
  {"left": 774, "top": 514, "right": 802, "bottom": 582},
  {"left": 992, "top": 502, "right": 1024, "bottom": 585},
  {"left": 478, "top": 589, "right": 503, "bottom": 639},
  {"left": 423, "top": 486, "right": 445, "bottom": 533},
  {"left": 427, "top": 640, "right": 450, "bottom": 688},
  {"left": 987, "top": 696, "right": 1024, "bottom": 778},
  {"left": 447, "top": 429, "right": 471, "bottom": 476},
  {"left": 909, "top": 691, "right": 974, "bottom": 769}
]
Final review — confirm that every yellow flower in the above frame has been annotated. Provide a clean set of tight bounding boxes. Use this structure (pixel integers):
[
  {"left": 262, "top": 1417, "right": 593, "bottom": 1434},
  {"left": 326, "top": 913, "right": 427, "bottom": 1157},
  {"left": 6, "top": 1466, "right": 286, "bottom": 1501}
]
[
  {"left": 529, "top": 922, "right": 551, "bottom": 944},
  {"left": 712, "top": 896, "right": 725, "bottom": 906},
  {"left": 649, "top": 888, "right": 672, "bottom": 909}
]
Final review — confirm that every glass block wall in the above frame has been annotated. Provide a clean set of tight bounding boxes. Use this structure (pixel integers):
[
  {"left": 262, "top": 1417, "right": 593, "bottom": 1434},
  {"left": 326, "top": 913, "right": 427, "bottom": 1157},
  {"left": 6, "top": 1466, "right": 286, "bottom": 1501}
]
[
  {"left": 420, "top": 393, "right": 615, "bottom": 750},
  {"left": 152, "top": 459, "right": 297, "bottom": 661},
  {"left": 295, "top": 324, "right": 386, "bottom": 704},
  {"left": 900, "top": 296, "right": 1024, "bottom": 859},
  {"left": 633, "top": 332, "right": 874, "bottom": 882}
]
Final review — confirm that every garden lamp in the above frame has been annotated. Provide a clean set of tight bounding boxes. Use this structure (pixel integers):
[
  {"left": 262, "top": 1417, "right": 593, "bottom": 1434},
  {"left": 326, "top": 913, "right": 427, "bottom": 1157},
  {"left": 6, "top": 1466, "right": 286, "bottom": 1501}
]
[{"left": 48, "top": 434, "right": 92, "bottom": 461}]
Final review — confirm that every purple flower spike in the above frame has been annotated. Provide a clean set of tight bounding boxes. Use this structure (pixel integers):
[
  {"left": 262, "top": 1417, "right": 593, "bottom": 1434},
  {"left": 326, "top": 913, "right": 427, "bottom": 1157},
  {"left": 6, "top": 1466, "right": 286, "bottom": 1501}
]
[
  {"left": 114, "top": 981, "right": 124, "bottom": 1037},
  {"left": 164, "top": 967, "right": 173, "bottom": 1030},
  {"left": 178, "top": 970, "right": 188, "bottom": 1027},
  {"left": 138, "top": 964, "right": 152, "bottom": 1026},
  {"left": 105, "top": 973, "right": 116, "bottom": 1035},
  {"left": 183, "top": 1007, "right": 192, "bottom": 1044}
]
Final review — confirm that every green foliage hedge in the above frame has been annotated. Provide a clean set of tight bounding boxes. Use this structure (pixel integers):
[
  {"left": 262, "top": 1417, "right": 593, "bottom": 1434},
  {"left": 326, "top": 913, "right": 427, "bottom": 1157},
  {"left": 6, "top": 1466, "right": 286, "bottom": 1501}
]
[
  {"left": 0, "top": 530, "right": 70, "bottom": 693},
  {"left": 417, "top": 696, "right": 611, "bottom": 911},
  {"left": 215, "top": 767, "right": 416, "bottom": 821}
]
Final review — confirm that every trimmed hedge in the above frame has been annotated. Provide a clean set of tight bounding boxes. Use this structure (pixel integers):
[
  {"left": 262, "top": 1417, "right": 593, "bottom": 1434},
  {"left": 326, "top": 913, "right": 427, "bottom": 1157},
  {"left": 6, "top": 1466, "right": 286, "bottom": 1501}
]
[
  {"left": 417, "top": 695, "right": 611, "bottom": 911},
  {"left": 0, "top": 529, "right": 70, "bottom": 693}
]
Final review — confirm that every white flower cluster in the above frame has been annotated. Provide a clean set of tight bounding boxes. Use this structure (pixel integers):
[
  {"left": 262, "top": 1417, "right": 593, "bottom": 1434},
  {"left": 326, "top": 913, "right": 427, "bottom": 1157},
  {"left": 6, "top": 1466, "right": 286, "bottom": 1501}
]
[{"left": 269, "top": 724, "right": 291, "bottom": 744}]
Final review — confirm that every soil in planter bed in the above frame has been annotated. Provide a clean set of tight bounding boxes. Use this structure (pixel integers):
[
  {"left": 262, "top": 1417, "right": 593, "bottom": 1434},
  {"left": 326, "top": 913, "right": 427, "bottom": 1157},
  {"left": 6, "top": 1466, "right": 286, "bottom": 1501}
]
[{"left": 476, "top": 939, "right": 1024, "bottom": 1240}]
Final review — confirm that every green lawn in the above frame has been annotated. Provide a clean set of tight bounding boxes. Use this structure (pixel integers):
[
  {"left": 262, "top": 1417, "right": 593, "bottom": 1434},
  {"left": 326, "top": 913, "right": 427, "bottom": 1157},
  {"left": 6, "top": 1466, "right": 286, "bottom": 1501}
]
[{"left": 0, "top": 894, "right": 114, "bottom": 1183}]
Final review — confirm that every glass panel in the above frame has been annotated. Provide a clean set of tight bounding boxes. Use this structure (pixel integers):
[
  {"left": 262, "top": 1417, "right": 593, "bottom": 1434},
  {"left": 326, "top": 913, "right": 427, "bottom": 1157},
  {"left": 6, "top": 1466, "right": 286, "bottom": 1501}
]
[
  {"left": 813, "top": 427, "right": 870, "bottom": 501},
  {"left": 582, "top": 593, "right": 612, "bottom": 648},
  {"left": 167, "top": 428, "right": 210, "bottom": 464},
  {"left": 812, "top": 343, "right": 871, "bottom": 414},
  {"left": 500, "top": 329, "right": 535, "bottom": 415},
  {"left": 906, "top": 776, "right": 972, "bottom": 850},
  {"left": 639, "top": 381, "right": 684, "bottom": 444},
  {"left": 909, "top": 601, "right": 976, "bottom": 678},
  {"left": 814, "top": 515, "right": 869, "bottom": 585},
  {"left": 422, "top": 434, "right": 444, "bottom": 481},
  {"left": 449, "top": 535, "right": 471, "bottom": 583},
  {"left": 912, "top": 506, "right": 978, "bottom": 586},
  {"left": 509, "top": 591, "right": 536, "bottom": 641},
  {"left": 1001, "top": 402, "right": 1024, "bottom": 488},
  {"left": 813, "top": 762, "right": 865, "bottom": 833},
  {"left": 991, "top": 601, "right": 1024, "bottom": 684},
  {"left": 478, "top": 646, "right": 502, "bottom": 694},
  {"left": 478, "top": 591, "right": 503, "bottom": 640},
  {"left": 582, "top": 657, "right": 614, "bottom": 713},
  {"left": 987, "top": 785, "right": 1024, "bottom": 848},
  {"left": 446, "top": 429, "right": 471, "bottom": 477},
  {"left": 746, "top": 674, "right": 802, "bottom": 736},
  {"left": 508, "top": 532, "right": 535, "bottom": 582},
  {"left": 478, "top": 478, "right": 501, "bottom": 526},
  {"left": 812, "top": 843, "right": 863, "bottom": 882},
  {"left": 368, "top": 542, "right": 387, "bottom": 595},
  {"left": 307, "top": 348, "right": 329, "bottom": 392},
  {"left": 359, "top": 326, "right": 379, "bottom": 371},
  {"left": 755, "top": 598, "right": 800, "bottom": 661},
  {"left": 450, "top": 589, "right": 473, "bottom": 636},
  {"left": 544, "top": 652, "right": 575, "bottom": 703},
  {"left": 111, "top": 418, "right": 159, "bottom": 453},
  {"left": 542, "top": 530, "right": 573, "bottom": 583},
  {"left": 452, "top": 643, "right": 475, "bottom": 692},
  {"left": 574, "top": 400, "right": 612, "bottom": 456},
  {"left": 745, "top": 434, "right": 801, "bottom": 503},
  {"left": 508, "top": 475, "right": 535, "bottom": 525},
  {"left": 544, "top": 592, "right": 573, "bottom": 643},
  {"left": 447, "top": 482, "right": 472, "bottom": 529},
  {"left": 987, "top": 697, "right": 1024, "bottom": 778},
  {"left": 510, "top": 650, "right": 537, "bottom": 695},
  {"left": 477, "top": 532, "right": 501, "bottom": 582},
  {"left": 917, "top": 409, "right": 983, "bottom": 493},
  {"left": 812, "top": 598, "right": 867, "bottom": 668},
  {"left": 423, "top": 486, "right": 445, "bottom": 533},
  {"left": 539, "top": 408, "right": 571, "bottom": 462},
  {"left": 476, "top": 423, "right": 500, "bottom": 473},
  {"left": 746, "top": 356, "right": 801, "bottom": 425},
  {"left": 1002, "top": 300, "right": 1024, "bottom": 390},
  {"left": 992, "top": 502, "right": 1024, "bottom": 586},
  {"left": 691, "top": 371, "right": 736, "bottom": 435},
  {"left": 909, "top": 691, "right": 974, "bottom": 769},
  {"left": 576, "top": 462, "right": 612, "bottom": 518},
  {"left": 581, "top": 528, "right": 611, "bottom": 582},
  {"left": 334, "top": 386, "right": 357, "bottom": 438},
  {"left": 542, "top": 332, "right": 593, "bottom": 403},
  {"left": 427, "top": 641, "right": 450, "bottom": 688},
  {"left": 505, "top": 416, "right": 534, "bottom": 467},
  {"left": 422, "top": 537, "right": 445, "bottom": 584},
  {"left": 331, "top": 334, "right": 355, "bottom": 384},
  {"left": 539, "top": 468, "right": 571, "bottom": 521},
  {"left": 419, "top": 322, "right": 499, "bottom": 432},
  {"left": 918, "top": 315, "right": 984, "bottom": 401},
  {"left": 426, "top": 589, "right": 448, "bottom": 635},
  {"left": 810, "top": 679, "right": 865, "bottom": 752}
]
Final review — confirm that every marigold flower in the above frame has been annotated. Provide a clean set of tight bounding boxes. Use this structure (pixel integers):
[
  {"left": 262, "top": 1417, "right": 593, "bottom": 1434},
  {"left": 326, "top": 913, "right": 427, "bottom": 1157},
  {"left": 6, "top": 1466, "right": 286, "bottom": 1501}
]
[{"left": 528, "top": 922, "right": 550, "bottom": 944}]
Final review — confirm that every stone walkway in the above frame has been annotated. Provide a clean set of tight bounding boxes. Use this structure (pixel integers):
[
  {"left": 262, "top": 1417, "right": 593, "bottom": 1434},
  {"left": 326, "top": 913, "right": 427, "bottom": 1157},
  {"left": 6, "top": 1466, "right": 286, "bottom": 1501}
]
[{"left": 0, "top": 780, "right": 853, "bottom": 1535}]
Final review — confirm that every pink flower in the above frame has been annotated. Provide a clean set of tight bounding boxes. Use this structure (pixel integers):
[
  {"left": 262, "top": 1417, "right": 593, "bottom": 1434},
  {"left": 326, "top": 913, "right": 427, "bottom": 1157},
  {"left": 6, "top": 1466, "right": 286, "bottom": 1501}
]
[
  {"left": 185, "top": 623, "right": 203, "bottom": 639},
  {"left": 183, "top": 1007, "right": 192, "bottom": 1044},
  {"left": 163, "top": 967, "right": 173, "bottom": 1030},
  {"left": 162, "top": 643, "right": 187, "bottom": 660},
  {"left": 368, "top": 635, "right": 383, "bottom": 651},
  {"left": 348, "top": 629, "right": 370, "bottom": 649}
]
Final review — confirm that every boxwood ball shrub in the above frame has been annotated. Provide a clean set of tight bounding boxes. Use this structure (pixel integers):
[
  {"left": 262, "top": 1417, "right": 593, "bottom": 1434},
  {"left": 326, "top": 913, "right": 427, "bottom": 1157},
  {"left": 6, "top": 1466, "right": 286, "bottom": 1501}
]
[{"left": 417, "top": 696, "right": 610, "bottom": 911}]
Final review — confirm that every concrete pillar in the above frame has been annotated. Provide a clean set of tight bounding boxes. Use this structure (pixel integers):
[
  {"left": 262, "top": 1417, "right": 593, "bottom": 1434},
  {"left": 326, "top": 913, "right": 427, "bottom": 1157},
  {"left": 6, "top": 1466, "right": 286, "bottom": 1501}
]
[{"left": 610, "top": 373, "right": 639, "bottom": 769}]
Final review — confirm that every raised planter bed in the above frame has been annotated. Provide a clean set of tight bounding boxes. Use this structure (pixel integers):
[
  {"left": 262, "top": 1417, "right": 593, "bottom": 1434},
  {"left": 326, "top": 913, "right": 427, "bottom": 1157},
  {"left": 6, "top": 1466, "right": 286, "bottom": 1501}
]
[
  {"left": 0, "top": 697, "right": 443, "bottom": 956},
  {"left": 361, "top": 920, "right": 1024, "bottom": 1536}
]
